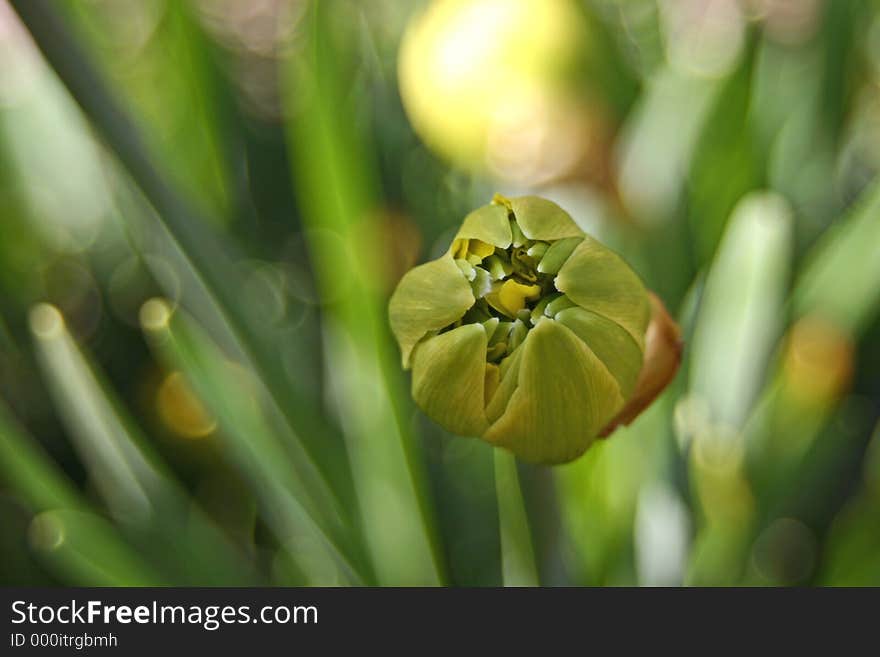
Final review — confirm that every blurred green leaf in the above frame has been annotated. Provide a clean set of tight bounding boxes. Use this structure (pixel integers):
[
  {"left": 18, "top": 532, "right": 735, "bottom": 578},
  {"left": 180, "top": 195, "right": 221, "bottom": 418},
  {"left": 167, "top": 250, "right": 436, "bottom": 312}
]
[
  {"left": 8, "top": 0, "right": 357, "bottom": 515},
  {"left": 62, "top": 0, "right": 233, "bottom": 218},
  {"left": 281, "top": 1, "right": 443, "bottom": 585},
  {"left": 29, "top": 302, "right": 259, "bottom": 585},
  {"left": 794, "top": 180, "right": 880, "bottom": 335},
  {"left": 0, "top": 401, "right": 82, "bottom": 513},
  {"left": 29, "top": 508, "right": 165, "bottom": 587},
  {"left": 690, "top": 192, "right": 792, "bottom": 429},
  {"left": 142, "top": 300, "right": 368, "bottom": 585},
  {"left": 688, "top": 38, "right": 765, "bottom": 262},
  {"left": 0, "top": 401, "right": 167, "bottom": 586}
]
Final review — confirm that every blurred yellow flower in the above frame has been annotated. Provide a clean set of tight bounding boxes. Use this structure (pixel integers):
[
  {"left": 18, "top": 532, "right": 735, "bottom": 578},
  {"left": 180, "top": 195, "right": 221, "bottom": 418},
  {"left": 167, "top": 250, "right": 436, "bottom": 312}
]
[{"left": 398, "top": 0, "right": 601, "bottom": 185}]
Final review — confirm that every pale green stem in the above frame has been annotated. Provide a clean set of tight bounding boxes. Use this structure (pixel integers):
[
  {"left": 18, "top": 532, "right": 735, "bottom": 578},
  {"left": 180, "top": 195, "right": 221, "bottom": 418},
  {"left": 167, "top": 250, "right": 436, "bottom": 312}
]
[{"left": 495, "top": 450, "right": 539, "bottom": 586}]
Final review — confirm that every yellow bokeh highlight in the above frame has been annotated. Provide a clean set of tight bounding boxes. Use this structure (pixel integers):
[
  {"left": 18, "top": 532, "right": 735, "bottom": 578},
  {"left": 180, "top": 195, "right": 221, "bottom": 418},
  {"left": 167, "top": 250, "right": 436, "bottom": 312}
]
[
  {"left": 156, "top": 371, "right": 217, "bottom": 439},
  {"left": 783, "top": 315, "right": 853, "bottom": 407}
]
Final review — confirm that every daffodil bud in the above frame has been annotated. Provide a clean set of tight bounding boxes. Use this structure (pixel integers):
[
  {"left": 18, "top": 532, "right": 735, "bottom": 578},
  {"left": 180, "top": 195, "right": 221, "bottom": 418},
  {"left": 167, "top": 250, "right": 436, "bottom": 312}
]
[{"left": 389, "top": 195, "right": 674, "bottom": 464}]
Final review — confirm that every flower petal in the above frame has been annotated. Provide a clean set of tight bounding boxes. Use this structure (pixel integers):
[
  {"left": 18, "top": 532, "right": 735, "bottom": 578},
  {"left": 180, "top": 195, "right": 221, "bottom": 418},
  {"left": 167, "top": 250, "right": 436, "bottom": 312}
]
[
  {"left": 554, "top": 236, "right": 650, "bottom": 348},
  {"left": 508, "top": 196, "right": 584, "bottom": 241},
  {"left": 536, "top": 237, "right": 583, "bottom": 274},
  {"left": 484, "top": 363, "right": 500, "bottom": 406},
  {"left": 389, "top": 255, "right": 475, "bottom": 367},
  {"left": 411, "top": 324, "right": 489, "bottom": 437},
  {"left": 453, "top": 203, "right": 513, "bottom": 248},
  {"left": 554, "top": 307, "right": 643, "bottom": 399},
  {"left": 485, "top": 347, "right": 524, "bottom": 423},
  {"left": 483, "top": 319, "right": 624, "bottom": 464},
  {"left": 486, "top": 280, "right": 542, "bottom": 317}
]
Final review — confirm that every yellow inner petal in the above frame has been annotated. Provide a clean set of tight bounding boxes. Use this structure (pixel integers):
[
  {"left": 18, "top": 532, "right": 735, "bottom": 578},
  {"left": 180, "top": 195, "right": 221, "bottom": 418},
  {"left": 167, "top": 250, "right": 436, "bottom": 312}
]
[
  {"left": 468, "top": 239, "right": 495, "bottom": 259},
  {"left": 452, "top": 238, "right": 495, "bottom": 261},
  {"left": 496, "top": 279, "right": 541, "bottom": 316}
]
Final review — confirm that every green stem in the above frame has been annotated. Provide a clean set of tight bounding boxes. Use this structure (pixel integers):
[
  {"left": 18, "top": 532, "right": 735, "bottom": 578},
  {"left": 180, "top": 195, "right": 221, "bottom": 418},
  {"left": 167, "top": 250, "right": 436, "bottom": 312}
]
[{"left": 494, "top": 450, "right": 540, "bottom": 586}]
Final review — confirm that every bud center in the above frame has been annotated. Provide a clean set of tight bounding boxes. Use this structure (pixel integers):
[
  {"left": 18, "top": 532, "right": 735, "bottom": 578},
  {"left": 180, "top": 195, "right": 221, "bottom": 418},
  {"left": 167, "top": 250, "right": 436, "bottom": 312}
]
[{"left": 444, "top": 209, "right": 582, "bottom": 364}]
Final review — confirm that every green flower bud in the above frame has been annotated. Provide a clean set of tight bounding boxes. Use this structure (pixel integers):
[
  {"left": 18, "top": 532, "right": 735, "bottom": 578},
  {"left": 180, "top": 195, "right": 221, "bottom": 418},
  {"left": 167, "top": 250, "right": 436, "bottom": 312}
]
[{"left": 389, "top": 195, "right": 655, "bottom": 464}]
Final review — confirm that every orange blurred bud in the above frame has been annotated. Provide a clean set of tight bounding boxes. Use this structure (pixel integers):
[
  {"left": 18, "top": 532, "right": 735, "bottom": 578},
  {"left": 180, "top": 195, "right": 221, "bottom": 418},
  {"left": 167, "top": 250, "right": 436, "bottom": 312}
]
[{"left": 782, "top": 315, "right": 853, "bottom": 407}]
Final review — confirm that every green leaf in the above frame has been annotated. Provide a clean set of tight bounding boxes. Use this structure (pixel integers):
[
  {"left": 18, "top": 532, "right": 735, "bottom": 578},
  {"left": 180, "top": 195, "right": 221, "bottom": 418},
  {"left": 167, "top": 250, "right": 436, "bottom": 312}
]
[
  {"left": 555, "top": 235, "right": 650, "bottom": 348},
  {"left": 7, "top": 0, "right": 357, "bottom": 541},
  {"left": 484, "top": 319, "right": 624, "bottom": 464},
  {"left": 794, "top": 180, "right": 880, "bottom": 336},
  {"left": 690, "top": 191, "right": 792, "bottom": 429},
  {"left": 29, "top": 304, "right": 157, "bottom": 521},
  {"left": 0, "top": 401, "right": 83, "bottom": 512},
  {"left": 29, "top": 303, "right": 259, "bottom": 585},
  {"left": 143, "top": 301, "right": 366, "bottom": 585},
  {"left": 411, "top": 324, "right": 490, "bottom": 437},
  {"left": 389, "top": 256, "right": 475, "bottom": 368},
  {"left": 28, "top": 509, "right": 164, "bottom": 586},
  {"left": 284, "top": 1, "right": 445, "bottom": 586},
  {"left": 687, "top": 41, "right": 763, "bottom": 262}
]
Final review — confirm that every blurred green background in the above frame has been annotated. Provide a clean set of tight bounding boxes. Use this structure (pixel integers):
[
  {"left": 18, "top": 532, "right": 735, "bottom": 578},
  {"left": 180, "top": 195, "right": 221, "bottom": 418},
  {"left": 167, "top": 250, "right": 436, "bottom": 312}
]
[{"left": 1, "top": 0, "right": 879, "bottom": 587}]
